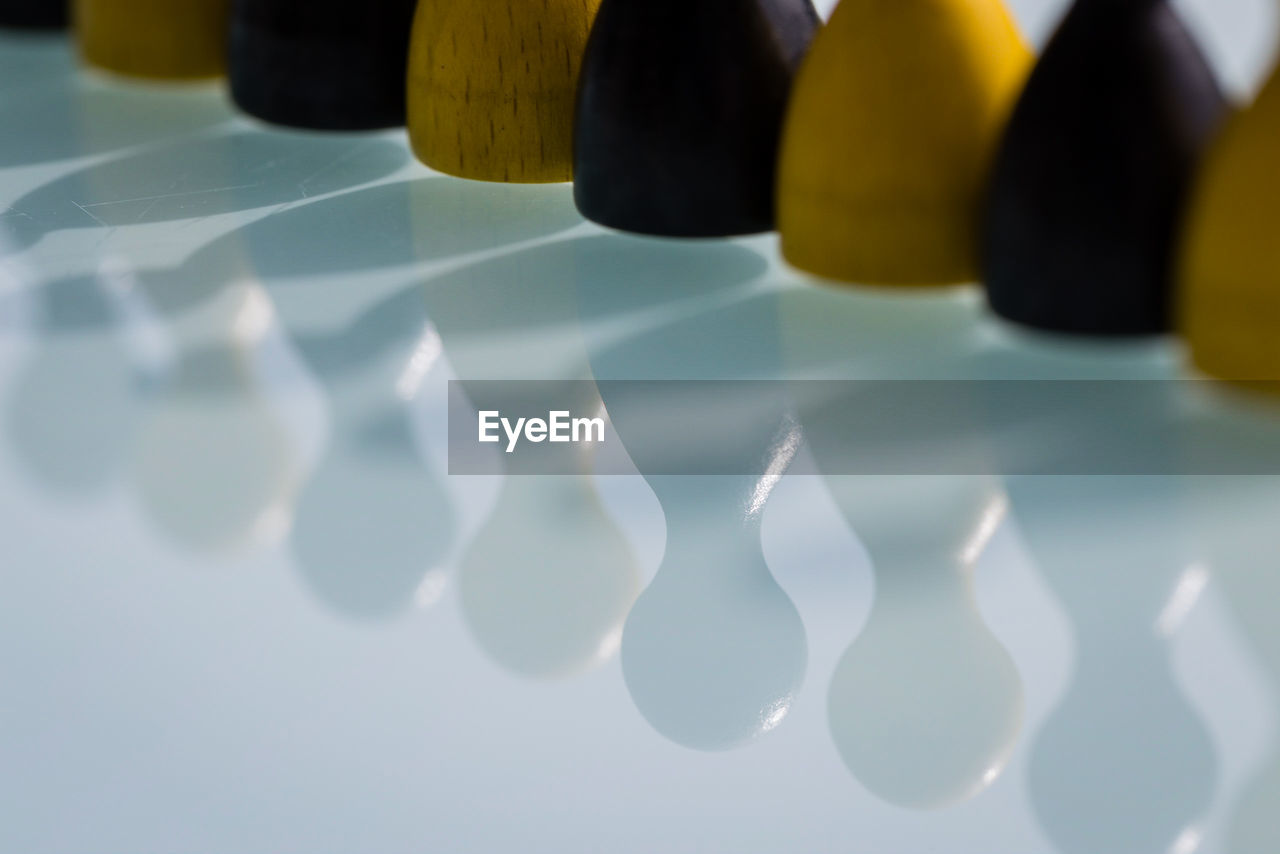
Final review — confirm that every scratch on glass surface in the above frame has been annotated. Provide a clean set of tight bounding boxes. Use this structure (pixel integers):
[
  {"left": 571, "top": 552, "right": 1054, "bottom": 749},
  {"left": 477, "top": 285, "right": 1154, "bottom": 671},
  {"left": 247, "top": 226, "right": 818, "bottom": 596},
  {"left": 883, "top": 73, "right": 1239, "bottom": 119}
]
[
  {"left": 81, "top": 183, "right": 260, "bottom": 210},
  {"left": 296, "top": 143, "right": 363, "bottom": 198},
  {"left": 71, "top": 200, "right": 109, "bottom": 228}
]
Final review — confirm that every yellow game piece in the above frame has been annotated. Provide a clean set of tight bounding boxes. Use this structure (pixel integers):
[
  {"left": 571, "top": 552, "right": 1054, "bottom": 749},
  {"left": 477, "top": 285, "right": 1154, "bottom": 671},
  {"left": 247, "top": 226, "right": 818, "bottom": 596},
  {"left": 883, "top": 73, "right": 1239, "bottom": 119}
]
[
  {"left": 74, "top": 0, "right": 231, "bottom": 80},
  {"left": 1178, "top": 68, "right": 1280, "bottom": 387},
  {"left": 777, "top": 0, "right": 1032, "bottom": 286},
  {"left": 406, "top": 0, "right": 601, "bottom": 183}
]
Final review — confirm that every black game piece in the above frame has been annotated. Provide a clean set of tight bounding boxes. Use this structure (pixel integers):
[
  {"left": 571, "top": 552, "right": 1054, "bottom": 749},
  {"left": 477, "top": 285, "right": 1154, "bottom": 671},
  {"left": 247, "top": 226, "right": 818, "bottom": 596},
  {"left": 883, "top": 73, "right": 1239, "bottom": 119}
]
[
  {"left": 228, "top": 0, "right": 418, "bottom": 131},
  {"left": 0, "top": 0, "right": 67, "bottom": 29},
  {"left": 983, "top": 0, "right": 1227, "bottom": 336},
  {"left": 573, "top": 0, "right": 819, "bottom": 237}
]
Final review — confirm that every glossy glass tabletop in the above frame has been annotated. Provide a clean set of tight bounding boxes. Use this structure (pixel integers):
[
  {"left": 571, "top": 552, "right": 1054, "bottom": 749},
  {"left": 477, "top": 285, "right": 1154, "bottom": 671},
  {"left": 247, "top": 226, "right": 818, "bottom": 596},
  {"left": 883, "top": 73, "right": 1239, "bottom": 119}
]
[{"left": 3, "top": 3, "right": 1280, "bottom": 852}]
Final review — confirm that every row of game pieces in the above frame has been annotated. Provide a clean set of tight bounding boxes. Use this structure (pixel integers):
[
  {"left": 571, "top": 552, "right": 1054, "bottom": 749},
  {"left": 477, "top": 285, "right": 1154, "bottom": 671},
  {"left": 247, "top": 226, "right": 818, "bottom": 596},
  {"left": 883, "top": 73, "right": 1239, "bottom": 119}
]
[{"left": 1, "top": 1, "right": 1277, "bottom": 387}]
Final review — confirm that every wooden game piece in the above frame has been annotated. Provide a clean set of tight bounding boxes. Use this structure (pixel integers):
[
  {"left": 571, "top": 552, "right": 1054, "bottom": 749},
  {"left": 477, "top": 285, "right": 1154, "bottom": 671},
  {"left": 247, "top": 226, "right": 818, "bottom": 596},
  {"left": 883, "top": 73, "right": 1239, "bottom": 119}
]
[
  {"left": 778, "top": 0, "right": 1030, "bottom": 284},
  {"left": 228, "top": 0, "right": 417, "bottom": 131},
  {"left": 0, "top": 0, "right": 66, "bottom": 28},
  {"left": 984, "top": 0, "right": 1226, "bottom": 335},
  {"left": 1178, "top": 65, "right": 1280, "bottom": 385},
  {"left": 407, "top": 0, "right": 601, "bottom": 183},
  {"left": 74, "top": 0, "right": 231, "bottom": 80},
  {"left": 573, "top": 0, "right": 818, "bottom": 236}
]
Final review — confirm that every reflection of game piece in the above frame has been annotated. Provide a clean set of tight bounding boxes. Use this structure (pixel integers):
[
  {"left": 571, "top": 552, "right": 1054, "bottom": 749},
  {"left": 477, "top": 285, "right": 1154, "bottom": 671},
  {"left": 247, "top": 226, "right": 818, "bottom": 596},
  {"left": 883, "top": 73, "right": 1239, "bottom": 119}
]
[
  {"left": 969, "top": 310, "right": 1214, "bottom": 850},
  {"left": 1194, "top": 475, "right": 1280, "bottom": 854},
  {"left": 460, "top": 466, "right": 640, "bottom": 680},
  {"left": 243, "top": 181, "right": 578, "bottom": 620},
  {"left": 619, "top": 472, "right": 807, "bottom": 750},
  {"left": 133, "top": 281, "right": 301, "bottom": 557},
  {"left": 823, "top": 475, "right": 1022, "bottom": 809},
  {"left": 577, "top": 274, "right": 805, "bottom": 749},
  {"left": 4, "top": 274, "right": 138, "bottom": 497},
  {"left": 421, "top": 235, "right": 695, "bottom": 677},
  {"left": 1013, "top": 476, "right": 1216, "bottom": 854},
  {"left": 1179, "top": 397, "right": 1280, "bottom": 854},
  {"left": 287, "top": 291, "right": 455, "bottom": 619},
  {"left": 779, "top": 286, "right": 1023, "bottom": 806}
]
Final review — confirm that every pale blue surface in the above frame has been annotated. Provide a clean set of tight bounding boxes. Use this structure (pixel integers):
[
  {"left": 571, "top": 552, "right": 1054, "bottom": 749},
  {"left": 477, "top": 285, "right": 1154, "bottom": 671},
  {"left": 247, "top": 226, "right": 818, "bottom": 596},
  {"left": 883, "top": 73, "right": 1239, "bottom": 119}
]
[{"left": 2, "top": 3, "right": 1280, "bottom": 852}]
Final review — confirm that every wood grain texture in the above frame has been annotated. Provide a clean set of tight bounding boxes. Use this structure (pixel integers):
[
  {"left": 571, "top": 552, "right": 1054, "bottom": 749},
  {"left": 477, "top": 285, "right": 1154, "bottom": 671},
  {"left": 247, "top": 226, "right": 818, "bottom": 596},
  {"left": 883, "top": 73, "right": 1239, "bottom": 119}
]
[
  {"left": 1179, "top": 66, "right": 1280, "bottom": 386},
  {"left": 778, "top": 0, "right": 1031, "bottom": 286},
  {"left": 75, "top": 0, "right": 231, "bottom": 79},
  {"left": 408, "top": 0, "right": 601, "bottom": 183}
]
